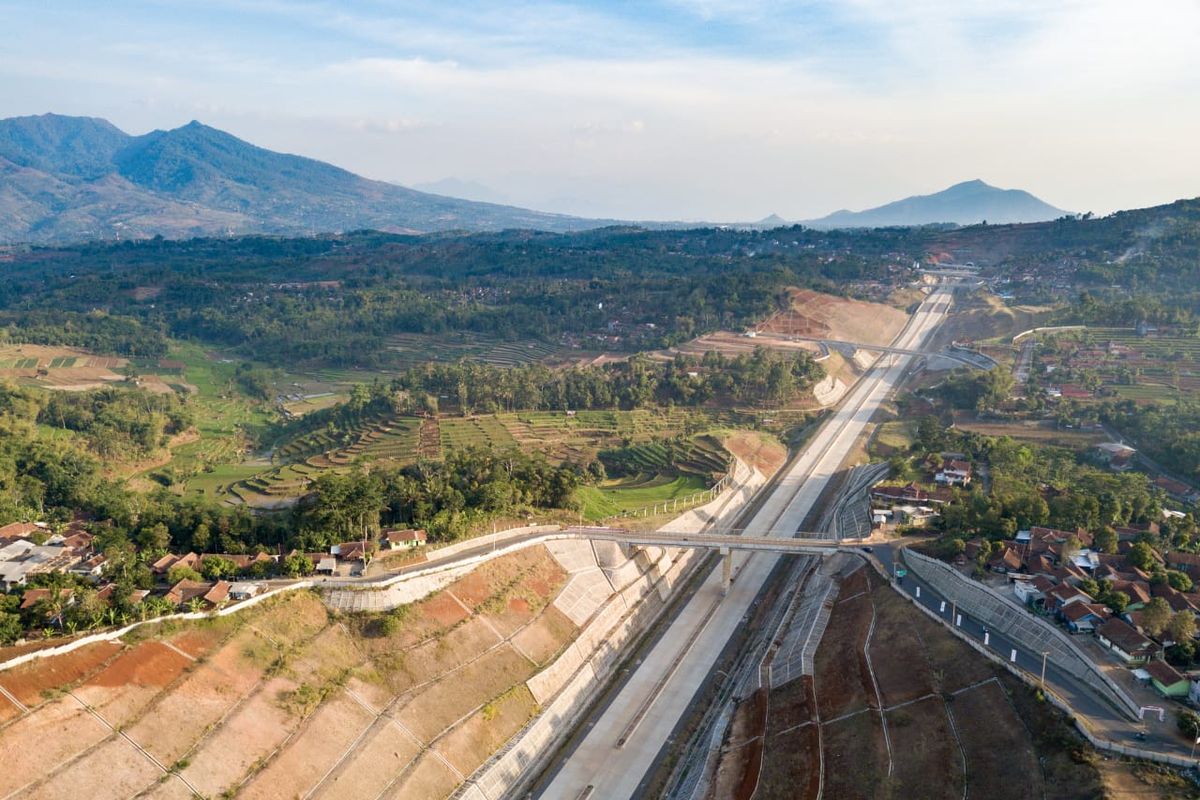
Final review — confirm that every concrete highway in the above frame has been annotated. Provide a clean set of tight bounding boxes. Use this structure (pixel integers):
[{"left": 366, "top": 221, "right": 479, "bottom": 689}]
[{"left": 536, "top": 286, "right": 953, "bottom": 799}]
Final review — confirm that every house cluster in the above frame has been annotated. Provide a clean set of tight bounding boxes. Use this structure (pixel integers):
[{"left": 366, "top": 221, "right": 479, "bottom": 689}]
[
  {"left": 2, "top": 518, "right": 433, "bottom": 638},
  {"left": 870, "top": 480, "right": 954, "bottom": 529},
  {"left": 315, "top": 528, "right": 428, "bottom": 575},
  {"left": 0, "top": 521, "right": 106, "bottom": 592},
  {"left": 969, "top": 522, "right": 1200, "bottom": 701}
]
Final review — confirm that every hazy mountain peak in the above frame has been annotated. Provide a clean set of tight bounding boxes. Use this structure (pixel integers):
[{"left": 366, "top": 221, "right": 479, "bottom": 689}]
[
  {"left": 805, "top": 179, "right": 1068, "bottom": 228},
  {"left": 0, "top": 113, "right": 614, "bottom": 243}
]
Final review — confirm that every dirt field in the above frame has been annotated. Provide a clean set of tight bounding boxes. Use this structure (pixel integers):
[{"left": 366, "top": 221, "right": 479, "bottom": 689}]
[
  {"left": 0, "top": 544, "right": 582, "bottom": 799},
  {"left": 0, "top": 343, "right": 128, "bottom": 389},
  {"left": 756, "top": 289, "right": 909, "bottom": 347},
  {"left": 952, "top": 412, "right": 1109, "bottom": 448}
]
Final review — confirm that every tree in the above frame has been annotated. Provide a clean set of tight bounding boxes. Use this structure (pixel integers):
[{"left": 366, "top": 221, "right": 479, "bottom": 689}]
[
  {"left": 136, "top": 522, "right": 171, "bottom": 553},
  {"left": 1105, "top": 591, "right": 1130, "bottom": 615},
  {"left": 1167, "top": 641, "right": 1196, "bottom": 667},
  {"left": 1167, "top": 611, "right": 1197, "bottom": 644},
  {"left": 1168, "top": 570, "right": 1194, "bottom": 592},
  {"left": 282, "top": 552, "right": 314, "bottom": 577},
  {"left": 167, "top": 564, "right": 202, "bottom": 585},
  {"left": 1128, "top": 542, "right": 1156, "bottom": 571},
  {"left": 1060, "top": 535, "right": 1083, "bottom": 563},
  {"left": 1141, "top": 597, "right": 1172, "bottom": 638},
  {"left": 1178, "top": 710, "right": 1200, "bottom": 740},
  {"left": 1093, "top": 527, "right": 1118, "bottom": 554},
  {"left": 201, "top": 556, "right": 237, "bottom": 581}
]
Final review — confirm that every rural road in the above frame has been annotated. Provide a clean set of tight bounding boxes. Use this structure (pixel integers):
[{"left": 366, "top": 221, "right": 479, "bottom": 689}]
[
  {"left": 881, "top": 543, "right": 1200, "bottom": 763},
  {"left": 535, "top": 287, "right": 953, "bottom": 799}
]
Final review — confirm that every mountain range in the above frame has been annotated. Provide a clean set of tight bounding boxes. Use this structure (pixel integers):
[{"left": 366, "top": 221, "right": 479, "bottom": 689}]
[
  {"left": 0, "top": 114, "right": 1073, "bottom": 244},
  {"left": 0, "top": 114, "right": 610, "bottom": 243},
  {"left": 800, "top": 179, "right": 1069, "bottom": 228}
]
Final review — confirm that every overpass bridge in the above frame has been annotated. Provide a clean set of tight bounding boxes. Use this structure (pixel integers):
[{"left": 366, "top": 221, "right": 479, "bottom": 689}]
[
  {"left": 563, "top": 526, "right": 882, "bottom": 592},
  {"left": 753, "top": 333, "right": 997, "bottom": 369}
]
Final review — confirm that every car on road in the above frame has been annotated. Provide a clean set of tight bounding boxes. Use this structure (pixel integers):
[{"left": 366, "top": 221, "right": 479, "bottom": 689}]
[{"left": 860, "top": 546, "right": 873, "bottom": 552}]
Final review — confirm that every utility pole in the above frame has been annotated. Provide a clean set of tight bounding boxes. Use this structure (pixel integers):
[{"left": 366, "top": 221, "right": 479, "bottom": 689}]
[{"left": 1040, "top": 650, "right": 1049, "bottom": 689}]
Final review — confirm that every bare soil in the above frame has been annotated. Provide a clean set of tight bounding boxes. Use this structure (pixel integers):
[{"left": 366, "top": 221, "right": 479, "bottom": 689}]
[
  {"left": 757, "top": 289, "right": 908, "bottom": 347},
  {"left": 25, "top": 735, "right": 162, "bottom": 800},
  {"left": 885, "top": 695, "right": 962, "bottom": 800},
  {"left": 822, "top": 711, "right": 891, "bottom": 799},
  {"left": 948, "top": 679, "right": 1042, "bottom": 800},
  {"left": 239, "top": 693, "right": 373, "bottom": 800},
  {"left": 812, "top": 573, "right": 875, "bottom": 719},
  {"left": 0, "top": 640, "right": 122, "bottom": 706},
  {"left": 435, "top": 685, "right": 538, "bottom": 777}
]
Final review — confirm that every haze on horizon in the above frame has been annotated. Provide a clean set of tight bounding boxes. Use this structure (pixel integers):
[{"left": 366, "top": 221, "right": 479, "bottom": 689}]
[{"left": 2, "top": 0, "right": 1198, "bottom": 222}]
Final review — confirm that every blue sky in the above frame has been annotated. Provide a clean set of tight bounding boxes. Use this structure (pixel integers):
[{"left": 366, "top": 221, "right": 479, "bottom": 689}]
[{"left": 2, "top": 0, "right": 1198, "bottom": 219}]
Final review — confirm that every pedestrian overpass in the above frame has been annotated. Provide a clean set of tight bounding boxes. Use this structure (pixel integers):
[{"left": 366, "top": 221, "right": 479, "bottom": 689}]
[{"left": 563, "top": 526, "right": 882, "bottom": 592}]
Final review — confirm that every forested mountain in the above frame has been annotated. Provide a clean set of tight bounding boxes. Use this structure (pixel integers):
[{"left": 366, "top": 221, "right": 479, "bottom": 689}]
[
  {"left": 0, "top": 114, "right": 611, "bottom": 243},
  {"left": 807, "top": 179, "right": 1068, "bottom": 228}
]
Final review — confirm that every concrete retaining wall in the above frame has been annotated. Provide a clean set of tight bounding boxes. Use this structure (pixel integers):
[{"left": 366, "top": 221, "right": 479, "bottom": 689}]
[{"left": 452, "top": 459, "right": 766, "bottom": 800}]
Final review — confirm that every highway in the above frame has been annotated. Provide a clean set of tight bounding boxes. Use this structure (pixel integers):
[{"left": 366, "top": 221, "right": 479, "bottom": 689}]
[{"left": 536, "top": 286, "right": 953, "bottom": 799}]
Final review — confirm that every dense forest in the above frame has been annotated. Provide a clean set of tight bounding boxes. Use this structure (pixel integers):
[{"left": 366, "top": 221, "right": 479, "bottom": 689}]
[
  {"left": 1102, "top": 400, "right": 1200, "bottom": 484},
  {"left": 0, "top": 226, "right": 917, "bottom": 367}
]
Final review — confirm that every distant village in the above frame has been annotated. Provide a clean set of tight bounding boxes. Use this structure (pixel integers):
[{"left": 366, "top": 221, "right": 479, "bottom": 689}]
[{"left": 0, "top": 520, "right": 426, "bottom": 642}]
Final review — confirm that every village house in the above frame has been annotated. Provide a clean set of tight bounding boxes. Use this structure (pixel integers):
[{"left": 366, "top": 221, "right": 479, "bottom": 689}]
[
  {"left": 1061, "top": 602, "right": 1110, "bottom": 634},
  {"left": 1154, "top": 477, "right": 1200, "bottom": 505},
  {"left": 935, "top": 459, "right": 973, "bottom": 487},
  {"left": 382, "top": 529, "right": 428, "bottom": 550},
  {"left": 165, "top": 579, "right": 213, "bottom": 608},
  {"left": 1095, "top": 618, "right": 1159, "bottom": 665},
  {"left": 1144, "top": 660, "right": 1189, "bottom": 699},
  {"left": 1095, "top": 442, "right": 1137, "bottom": 471},
  {"left": 229, "top": 582, "right": 265, "bottom": 601},
  {"left": 1044, "top": 583, "right": 1092, "bottom": 615}
]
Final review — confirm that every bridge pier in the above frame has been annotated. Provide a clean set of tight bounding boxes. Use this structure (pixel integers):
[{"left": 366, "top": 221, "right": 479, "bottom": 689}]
[{"left": 721, "top": 547, "right": 732, "bottom": 595}]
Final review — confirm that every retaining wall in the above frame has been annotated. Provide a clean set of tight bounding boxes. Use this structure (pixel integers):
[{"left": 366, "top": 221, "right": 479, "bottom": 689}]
[
  {"left": 903, "top": 549, "right": 1139, "bottom": 718},
  {"left": 452, "top": 458, "right": 765, "bottom": 800},
  {"left": 894, "top": 579, "right": 1196, "bottom": 770}
]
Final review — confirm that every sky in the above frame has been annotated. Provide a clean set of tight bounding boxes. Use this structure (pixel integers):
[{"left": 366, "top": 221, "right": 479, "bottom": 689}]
[{"left": 2, "top": 0, "right": 1199, "bottom": 221}]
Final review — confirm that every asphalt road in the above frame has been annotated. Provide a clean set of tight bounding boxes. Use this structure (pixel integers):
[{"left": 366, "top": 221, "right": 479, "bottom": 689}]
[{"left": 535, "top": 288, "right": 952, "bottom": 799}]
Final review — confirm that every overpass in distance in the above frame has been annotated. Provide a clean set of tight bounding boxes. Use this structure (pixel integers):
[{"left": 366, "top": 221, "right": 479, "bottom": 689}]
[{"left": 754, "top": 333, "right": 997, "bottom": 368}]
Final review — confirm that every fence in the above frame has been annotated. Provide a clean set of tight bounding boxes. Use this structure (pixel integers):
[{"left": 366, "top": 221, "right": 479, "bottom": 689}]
[
  {"left": 0, "top": 579, "right": 317, "bottom": 674},
  {"left": 605, "top": 457, "right": 745, "bottom": 523},
  {"left": 902, "top": 549, "right": 1140, "bottom": 720}
]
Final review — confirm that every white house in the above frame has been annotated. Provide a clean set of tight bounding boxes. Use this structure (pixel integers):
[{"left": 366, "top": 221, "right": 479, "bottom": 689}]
[{"left": 935, "top": 459, "right": 973, "bottom": 487}]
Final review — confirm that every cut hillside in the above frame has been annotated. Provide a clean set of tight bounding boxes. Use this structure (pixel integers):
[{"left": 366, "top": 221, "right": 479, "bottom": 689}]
[
  {"left": 0, "top": 546, "right": 574, "bottom": 799},
  {"left": 754, "top": 288, "right": 909, "bottom": 347},
  {"left": 0, "top": 533, "right": 708, "bottom": 799},
  {"left": 714, "top": 562, "right": 1173, "bottom": 800}
]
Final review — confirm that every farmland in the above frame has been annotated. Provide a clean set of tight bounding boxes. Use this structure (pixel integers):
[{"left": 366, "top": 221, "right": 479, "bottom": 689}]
[
  {"left": 0, "top": 343, "right": 128, "bottom": 390},
  {"left": 1034, "top": 328, "right": 1200, "bottom": 403},
  {"left": 0, "top": 546, "right": 578, "bottom": 800},
  {"left": 212, "top": 404, "right": 797, "bottom": 512}
]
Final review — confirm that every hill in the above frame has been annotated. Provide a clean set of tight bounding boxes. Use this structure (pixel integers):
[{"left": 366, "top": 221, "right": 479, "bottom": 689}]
[
  {"left": 806, "top": 179, "right": 1069, "bottom": 228},
  {"left": 0, "top": 113, "right": 612, "bottom": 243}
]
